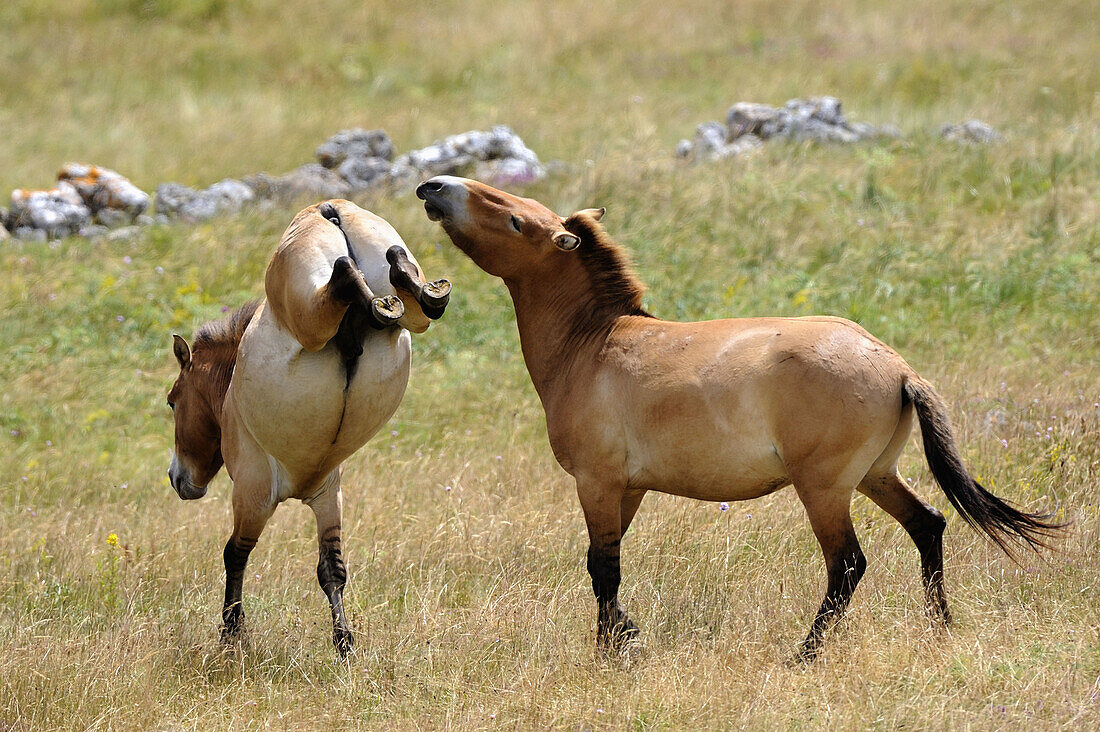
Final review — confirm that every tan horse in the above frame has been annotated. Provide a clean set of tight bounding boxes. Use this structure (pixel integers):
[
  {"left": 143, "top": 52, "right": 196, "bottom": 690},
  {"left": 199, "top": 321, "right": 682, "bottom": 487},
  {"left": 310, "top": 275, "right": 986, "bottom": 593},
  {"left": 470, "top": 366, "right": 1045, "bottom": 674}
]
[
  {"left": 168, "top": 200, "right": 450, "bottom": 656},
  {"left": 416, "top": 176, "right": 1061, "bottom": 659}
]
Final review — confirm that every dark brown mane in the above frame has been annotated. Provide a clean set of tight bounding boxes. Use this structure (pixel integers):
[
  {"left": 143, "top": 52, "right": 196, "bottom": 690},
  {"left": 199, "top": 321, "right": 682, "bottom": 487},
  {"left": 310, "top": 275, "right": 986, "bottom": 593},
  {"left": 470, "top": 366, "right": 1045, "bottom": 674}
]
[
  {"left": 563, "top": 213, "right": 651, "bottom": 319},
  {"left": 191, "top": 300, "right": 260, "bottom": 408}
]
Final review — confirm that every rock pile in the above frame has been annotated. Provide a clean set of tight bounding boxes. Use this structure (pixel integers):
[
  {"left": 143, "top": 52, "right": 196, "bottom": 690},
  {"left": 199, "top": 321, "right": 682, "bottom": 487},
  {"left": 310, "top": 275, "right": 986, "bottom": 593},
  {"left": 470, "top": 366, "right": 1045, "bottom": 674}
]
[
  {"left": 2, "top": 126, "right": 547, "bottom": 240},
  {"left": 2, "top": 163, "right": 153, "bottom": 240},
  {"left": 677, "top": 96, "right": 898, "bottom": 161},
  {"left": 939, "top": 119, "right": 1002, "bottom": 144}
]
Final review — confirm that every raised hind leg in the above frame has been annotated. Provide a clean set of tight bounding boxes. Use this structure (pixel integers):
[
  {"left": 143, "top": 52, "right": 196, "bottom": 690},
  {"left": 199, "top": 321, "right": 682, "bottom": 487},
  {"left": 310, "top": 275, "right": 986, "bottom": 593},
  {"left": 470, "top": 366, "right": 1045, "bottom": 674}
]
[
  {"left": 305, "top": 470, "right": 353, "bottom": 657},
  {"left": 577, "top": 476, "right": 644, "bottom": 654},
  {"left": 794, "top": 484, "right": 866, "bottom": 661},
  {"left": 858, "top": 471, "right": 950, "bottom": 625}
]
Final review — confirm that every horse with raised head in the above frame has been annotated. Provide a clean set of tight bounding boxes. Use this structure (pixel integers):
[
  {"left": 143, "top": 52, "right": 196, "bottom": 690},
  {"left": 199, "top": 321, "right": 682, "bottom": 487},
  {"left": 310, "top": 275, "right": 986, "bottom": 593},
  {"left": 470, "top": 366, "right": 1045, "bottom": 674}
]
[
  {"left": 416, "top": 175, "right": 1061, "bottom": 659},
  {"left": 168, "top": 199, "right": 450, "bottom": 656}
]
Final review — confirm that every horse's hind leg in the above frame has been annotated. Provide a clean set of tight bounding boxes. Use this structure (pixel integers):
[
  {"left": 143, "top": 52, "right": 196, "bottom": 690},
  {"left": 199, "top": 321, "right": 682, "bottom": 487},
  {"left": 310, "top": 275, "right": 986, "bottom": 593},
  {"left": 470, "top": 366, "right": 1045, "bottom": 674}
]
[
  {"left": 306, "top": 470, "right": 353, "bottom": 657},
  {"left": 794, "top": 483, "right": 866, "bottom": 661},
  {"left": 858, "top": 471, "right": 950, "bottom": 625}
]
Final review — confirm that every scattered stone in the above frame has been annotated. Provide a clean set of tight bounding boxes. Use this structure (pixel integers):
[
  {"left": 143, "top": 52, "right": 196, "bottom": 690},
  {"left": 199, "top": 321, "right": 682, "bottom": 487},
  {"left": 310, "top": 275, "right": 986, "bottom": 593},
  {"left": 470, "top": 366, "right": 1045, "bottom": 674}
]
[
  {"left": 678, "top": 96, "right": 895, "bottom": 161},
  {"left": 14, "top": 227, "right": 48, "bottom": 242},
  {"left": 679, "top": 121, "right": 764, "bottom": 161},
  {"left": 155, "top": 179, "right": 255, "bottom": 222},
  {"left": 388, "top": 125, "right": 545, "bottom": 190},
  {"left": 94, "top": 208, "right": 133, "bottom": 229},
  {"left": 243, "top": 164, "right": 352, "bottom": 202},
  {"left": 336, "top": 156, "right": 392, "bottom": 190},
  {"left": 11, "top": 125, "right": 549, "bottom": 239},
  {"left": 315, "top": 129, "right": 395, "bottom": 168},
  {"left": 9, "top": 182, "right": 92, "bottom": 238},
  {"left": 0, "top": 221, "right": 9, "bottom": 242},
  {"left": 106, "top": 225, "right": 142, "bottom": 242},
  {"left": 78, "top": 224, "right": 110, "bottom": 239},
  {"left": 940, "top": 119, "right": 1002, "bottom": 144},
  {"left": 57, "top": 163, "right": 150, "bottom": 224}
]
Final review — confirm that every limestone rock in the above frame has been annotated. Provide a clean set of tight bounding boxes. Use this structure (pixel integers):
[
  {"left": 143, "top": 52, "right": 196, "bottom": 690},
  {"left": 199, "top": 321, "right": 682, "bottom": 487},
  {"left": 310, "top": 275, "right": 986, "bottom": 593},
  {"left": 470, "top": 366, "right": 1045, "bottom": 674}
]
[
  {"left": 57, "top": 163, "right": 150, "bottom": 222},
  {"left": 9, "top": 182, "right": 92, "bottom": 238},
  {"left": 940, "top": 120, "right": 1002, "bottom": 143},
  {"left": 316, "top": 129, "right": 395, "bottom": 168},
  {"left": 155, "top": 179, "right": 255, "bottom": 222},
  {"left": 680, "top": 96, "right": 893, "bottom": 161},
  {"left": 243, "top": 164, "right": 352, "bottom": 202},
  {"left": 388, "top": 126, "right": 545, "bottom": 189}
]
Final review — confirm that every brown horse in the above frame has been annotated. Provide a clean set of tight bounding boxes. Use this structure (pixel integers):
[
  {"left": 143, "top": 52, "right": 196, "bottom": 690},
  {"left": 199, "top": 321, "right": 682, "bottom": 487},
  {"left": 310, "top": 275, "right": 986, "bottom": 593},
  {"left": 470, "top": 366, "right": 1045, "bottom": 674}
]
[
  {"left": 416, "top": 175, "right": 1061, "bottom": 659},
  {"left": 168, "top": 199, "right": 450, "bottom": 656}
]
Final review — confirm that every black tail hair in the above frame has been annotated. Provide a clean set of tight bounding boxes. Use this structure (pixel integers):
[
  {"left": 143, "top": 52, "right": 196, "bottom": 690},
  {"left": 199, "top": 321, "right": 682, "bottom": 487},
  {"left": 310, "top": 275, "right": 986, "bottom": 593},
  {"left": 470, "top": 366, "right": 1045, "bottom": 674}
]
[{"left": 904, "top": 377, "right": 1065, "bottom": 555}]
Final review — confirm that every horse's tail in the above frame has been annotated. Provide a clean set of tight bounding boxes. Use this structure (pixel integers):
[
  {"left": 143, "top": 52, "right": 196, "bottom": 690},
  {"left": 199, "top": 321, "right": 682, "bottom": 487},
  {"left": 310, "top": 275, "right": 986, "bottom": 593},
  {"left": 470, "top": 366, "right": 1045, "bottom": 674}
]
[{"left": 904, "top": 376, "right": 1064, "bottom": 555}]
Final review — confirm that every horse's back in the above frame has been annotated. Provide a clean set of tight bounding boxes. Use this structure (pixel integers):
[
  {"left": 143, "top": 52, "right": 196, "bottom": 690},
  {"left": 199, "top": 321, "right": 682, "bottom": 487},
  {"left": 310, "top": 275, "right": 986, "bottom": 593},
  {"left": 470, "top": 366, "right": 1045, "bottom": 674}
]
[{"left": 568, "top": 315, "right": 913, "bottom": 498}]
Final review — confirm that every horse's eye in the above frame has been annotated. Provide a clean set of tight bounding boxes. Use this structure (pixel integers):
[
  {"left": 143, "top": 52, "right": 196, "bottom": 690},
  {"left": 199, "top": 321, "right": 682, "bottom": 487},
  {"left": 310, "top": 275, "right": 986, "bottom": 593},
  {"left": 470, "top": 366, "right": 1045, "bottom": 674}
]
[
  {"left": 509, "top": 214, "right": 523, "bottom": 234},
  {"left": 167, "top": 400, "right": 176, "bottom": 411}
]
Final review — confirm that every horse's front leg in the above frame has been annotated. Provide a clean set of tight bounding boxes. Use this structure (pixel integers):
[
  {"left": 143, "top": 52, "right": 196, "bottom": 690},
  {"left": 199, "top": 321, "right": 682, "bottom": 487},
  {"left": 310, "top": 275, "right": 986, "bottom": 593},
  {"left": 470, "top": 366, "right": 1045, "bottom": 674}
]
[
  {"left": 306, "top": 470, "right": 352, "bottom": 657},
  {"left": 222, "top": 492, "right": 275, "bottom": 644},
  {"left": 577, "top": 476, "right": 641, "bottom": 655}
]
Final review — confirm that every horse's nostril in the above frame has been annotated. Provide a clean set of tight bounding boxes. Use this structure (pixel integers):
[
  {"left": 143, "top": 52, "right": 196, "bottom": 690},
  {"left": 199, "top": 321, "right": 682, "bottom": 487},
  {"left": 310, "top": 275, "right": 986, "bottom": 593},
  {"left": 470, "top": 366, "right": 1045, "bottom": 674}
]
[{"left": 416, "top": 180, "right": 445, "bottom": 199}]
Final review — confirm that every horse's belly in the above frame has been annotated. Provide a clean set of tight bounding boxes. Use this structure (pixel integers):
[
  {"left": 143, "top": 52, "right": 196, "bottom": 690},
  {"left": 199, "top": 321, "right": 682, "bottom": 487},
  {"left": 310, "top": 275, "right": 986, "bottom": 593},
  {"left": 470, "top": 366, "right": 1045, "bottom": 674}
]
[
  {"left": 620, "top": 379, "right": 788, "bottom": 502},
  {"left": 627, "top": 427, "right": 789, "bottom": 502}
]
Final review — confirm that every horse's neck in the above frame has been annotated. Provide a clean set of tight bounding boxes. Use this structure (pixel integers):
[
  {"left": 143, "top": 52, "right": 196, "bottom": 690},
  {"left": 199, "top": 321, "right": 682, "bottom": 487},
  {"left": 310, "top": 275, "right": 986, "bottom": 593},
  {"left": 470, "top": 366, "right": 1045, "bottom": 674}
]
[{"left": 506, "top": 267, "right": 620, "bottom": 400}]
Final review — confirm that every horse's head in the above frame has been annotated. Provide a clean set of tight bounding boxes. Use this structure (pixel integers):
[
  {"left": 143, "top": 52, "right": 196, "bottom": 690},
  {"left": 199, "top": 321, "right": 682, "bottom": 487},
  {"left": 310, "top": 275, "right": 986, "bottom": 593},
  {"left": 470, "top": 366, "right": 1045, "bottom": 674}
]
[
  {"left": 416, "top": 176, "right": 604, "bottom": 279},
  {"left": 308, "top": 200, "right": 451, "bottom": 333},
  {"left": 166, "top": 334, "right": 225, "bottom": 499}
]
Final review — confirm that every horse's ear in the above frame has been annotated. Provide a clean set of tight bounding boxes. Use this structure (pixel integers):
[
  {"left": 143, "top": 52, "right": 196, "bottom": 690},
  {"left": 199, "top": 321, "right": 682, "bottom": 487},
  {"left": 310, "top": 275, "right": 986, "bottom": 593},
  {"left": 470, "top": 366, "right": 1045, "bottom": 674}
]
[
  {"left": 553, "top": 231, "right": 581, "bottom": 251},
  {"left": 172, "top": 334, "right": 192, "bottom": 369},
  {"left": 574, "top": 207, "right": 605, "bottom": 221}
]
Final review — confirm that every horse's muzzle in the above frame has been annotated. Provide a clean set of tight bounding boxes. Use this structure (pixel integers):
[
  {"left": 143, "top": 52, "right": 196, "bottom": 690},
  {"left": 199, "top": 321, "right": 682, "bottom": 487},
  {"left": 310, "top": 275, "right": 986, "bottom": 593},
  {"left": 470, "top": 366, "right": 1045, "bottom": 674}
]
[
  {"left": 168, "top": 458, "right": 209, "bottom": 500},
  {"left": 416, "top": 176, "right": 466, "bottom": 223}
]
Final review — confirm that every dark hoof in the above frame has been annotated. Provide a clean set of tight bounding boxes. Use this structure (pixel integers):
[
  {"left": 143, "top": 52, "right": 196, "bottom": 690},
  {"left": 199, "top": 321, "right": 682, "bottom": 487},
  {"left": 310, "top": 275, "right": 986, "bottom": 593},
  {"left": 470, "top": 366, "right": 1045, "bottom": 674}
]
[
  {"left": 598, "top": 615, "right": 641, "bottom": 656},
  {"left": 791, "top": 638, "right": 824, "bottom": 665},
  {"left": 333, "top": 628, "right": 354, "bottom": 658},
  {"left": 422, "top": 278, "right": 451, "bottom": 307},
  {"left": 221, "top": 604, "right": 246, "bottom": 643},
  {"left": 368, "top": 295, "right": 404, "bottom": 328}
]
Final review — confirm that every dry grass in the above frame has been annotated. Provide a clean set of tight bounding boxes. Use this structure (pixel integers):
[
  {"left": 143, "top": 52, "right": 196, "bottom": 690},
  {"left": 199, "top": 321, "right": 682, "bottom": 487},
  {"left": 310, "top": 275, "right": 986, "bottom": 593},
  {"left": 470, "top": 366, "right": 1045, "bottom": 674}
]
[{"left": 2, "top": 0, "right": 1099, "bottom": 729}]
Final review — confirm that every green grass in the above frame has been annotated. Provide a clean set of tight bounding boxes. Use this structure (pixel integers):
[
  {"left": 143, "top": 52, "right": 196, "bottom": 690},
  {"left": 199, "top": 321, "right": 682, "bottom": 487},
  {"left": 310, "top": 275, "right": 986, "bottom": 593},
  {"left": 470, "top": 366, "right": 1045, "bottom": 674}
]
[{"left": 2, "top": 0, "right": 1099, "bottom": 728}]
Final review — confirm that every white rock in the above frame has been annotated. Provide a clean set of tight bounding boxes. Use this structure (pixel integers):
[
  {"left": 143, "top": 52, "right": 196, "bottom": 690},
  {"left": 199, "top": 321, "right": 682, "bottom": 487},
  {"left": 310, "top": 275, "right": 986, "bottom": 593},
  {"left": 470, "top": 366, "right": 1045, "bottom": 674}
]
[
  {"left": 9, "top": 182, "right": 92, "bottom": 238},
  {"left": 57, "top": 163, "right": 149, "bottom": 218},
  {"left": 940, "top": 120, "right": 1002, "bottom": 143}
]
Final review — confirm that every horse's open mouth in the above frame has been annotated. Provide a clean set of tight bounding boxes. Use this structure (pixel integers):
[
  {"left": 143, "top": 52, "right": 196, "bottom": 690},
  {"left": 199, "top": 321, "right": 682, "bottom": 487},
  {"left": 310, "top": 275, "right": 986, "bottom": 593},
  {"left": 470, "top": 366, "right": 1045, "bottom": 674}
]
[{"left": 423, "top": 201, "right": 445, "bottom": 222}]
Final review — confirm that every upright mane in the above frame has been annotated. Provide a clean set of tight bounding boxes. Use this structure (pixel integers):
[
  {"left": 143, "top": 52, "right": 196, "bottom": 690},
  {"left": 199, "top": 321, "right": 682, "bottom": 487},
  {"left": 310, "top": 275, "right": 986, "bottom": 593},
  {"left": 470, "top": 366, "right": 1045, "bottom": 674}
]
[
  {"left": 191, "top": 300, "right": 261, "bottom": 405},
  {"left": 563, "top": 212, "right": 651, "bottom": 320}
]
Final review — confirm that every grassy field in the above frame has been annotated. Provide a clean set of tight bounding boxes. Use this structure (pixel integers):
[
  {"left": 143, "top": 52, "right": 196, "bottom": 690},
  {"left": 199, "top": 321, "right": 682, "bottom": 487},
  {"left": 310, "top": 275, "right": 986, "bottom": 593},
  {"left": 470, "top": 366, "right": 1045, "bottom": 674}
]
[{"left": 2, "top": 0, "right": 1099, "bottom": 728}]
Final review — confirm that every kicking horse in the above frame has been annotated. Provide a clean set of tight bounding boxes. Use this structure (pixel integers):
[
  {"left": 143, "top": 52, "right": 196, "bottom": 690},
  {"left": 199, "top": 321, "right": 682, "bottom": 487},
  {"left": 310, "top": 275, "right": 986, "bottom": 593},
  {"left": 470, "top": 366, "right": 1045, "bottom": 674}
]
[{"left": 168, "top": 199, "right": 450, "bottom": 655}]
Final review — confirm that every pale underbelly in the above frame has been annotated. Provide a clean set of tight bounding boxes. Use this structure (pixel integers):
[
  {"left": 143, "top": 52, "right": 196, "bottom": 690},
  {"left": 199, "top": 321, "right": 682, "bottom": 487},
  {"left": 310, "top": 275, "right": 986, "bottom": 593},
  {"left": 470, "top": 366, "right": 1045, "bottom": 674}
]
[
  {"left": 233, "top": 333, "right": 410, "bottom": 483},
  {"left": 623, "top": 426, "right": 789, "bottom": 502}
]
